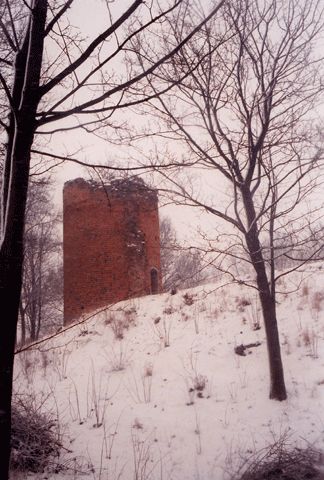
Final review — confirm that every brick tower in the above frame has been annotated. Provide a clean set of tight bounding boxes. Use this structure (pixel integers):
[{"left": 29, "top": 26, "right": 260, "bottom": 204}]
[{"left": 63, "top": 177, "right": 161, "bottom": 324}]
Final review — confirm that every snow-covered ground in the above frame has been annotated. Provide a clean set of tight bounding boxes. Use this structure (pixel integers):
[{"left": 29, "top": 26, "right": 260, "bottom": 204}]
[{"left": 13, "top": 266, "right": 324, "bottom": 479}]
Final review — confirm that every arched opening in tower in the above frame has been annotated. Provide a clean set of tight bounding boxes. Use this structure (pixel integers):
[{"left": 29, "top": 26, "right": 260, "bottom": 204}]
[{"left": 150, "top": 268, "right": 159, "bottom": 294}]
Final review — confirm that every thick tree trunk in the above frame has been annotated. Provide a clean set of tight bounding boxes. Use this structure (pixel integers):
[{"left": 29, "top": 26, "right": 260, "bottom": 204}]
[
  {"left": 0, "top": 234, "right": 25, "bottom": 478},
  {"left": 0, "top": 124, "right": 39, "bottom": 478},
  {"left": 0, "top": 2, "right": 47, "bottom": 478},
  {"left": 0, "top": 103, "right": 40, "bottom": 472},
  {"left": 242, "top": 187, "right": 287, "bottom": 401}
]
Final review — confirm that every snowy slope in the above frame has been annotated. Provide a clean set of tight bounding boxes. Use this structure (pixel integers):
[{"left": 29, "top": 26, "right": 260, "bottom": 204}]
[{"left": 13, "top": 267, "right": 324, "bottom": 480}]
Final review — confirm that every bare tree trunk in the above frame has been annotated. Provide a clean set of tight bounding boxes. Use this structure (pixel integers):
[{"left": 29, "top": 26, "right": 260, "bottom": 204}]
[
  {"left": 0, "top": 130, "right": 34, "bottom": 479},
  {"left": 29, "top": 259, "right": 37, "bottom": 341},
  {"left": 35, "top": 242, "right": 43, "bottom": 341},
  {"left": 0, "top": 2, "right": 47, "bottom": 477},
  {"left": 242, "top": 187, "right": 287, "bottom": 401},
  {"left": 246, "top": 232, "right": 287, "bottom": 400}
]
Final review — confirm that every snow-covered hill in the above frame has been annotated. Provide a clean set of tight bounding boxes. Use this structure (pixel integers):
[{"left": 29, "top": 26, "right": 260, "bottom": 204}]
[{"left": 13, "top": 267, "right": 324, "bottom": 479}]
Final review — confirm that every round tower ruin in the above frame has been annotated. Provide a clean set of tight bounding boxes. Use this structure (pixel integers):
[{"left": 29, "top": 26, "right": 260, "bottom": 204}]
[{"left": 63, "top": 177, "right": 161, "bottom": 324}]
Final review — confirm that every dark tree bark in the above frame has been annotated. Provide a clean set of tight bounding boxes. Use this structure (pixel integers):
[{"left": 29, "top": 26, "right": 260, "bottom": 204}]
[
  {"left": 242, "top": 187, "right": 286, "bottom": 400},
  {"left": 0, "top": 1, "right": 47, "bottom": 477}
]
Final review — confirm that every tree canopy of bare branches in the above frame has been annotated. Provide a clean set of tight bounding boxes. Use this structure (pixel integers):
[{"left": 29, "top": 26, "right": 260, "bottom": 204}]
[{"left": 132, "top": 0, "right": 324, "bottom": 401}]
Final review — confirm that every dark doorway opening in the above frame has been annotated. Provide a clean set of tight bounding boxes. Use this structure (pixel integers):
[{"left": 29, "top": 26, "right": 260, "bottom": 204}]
[{"left": 150, "top": 268, "right": 159, "bottom": 294}]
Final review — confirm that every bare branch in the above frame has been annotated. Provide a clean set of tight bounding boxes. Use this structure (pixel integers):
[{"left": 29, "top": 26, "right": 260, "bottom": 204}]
[
  {"left": 37, "top": 0, "right": 226, "bottom": 124},
  {"left": 39, "top": 0, "right": 144, "bottom": 97},
  {"left": 41, "top": 0, "right": 183, "bottom": 115},
  {"left": 0, "top": 72, "right": 13, "bottom": 109},
  {"left": 0, "top": 16, "right": 17, "bottom": 52},
  {"left": 44, "top": 0, "right": 74, "bottom": 36},
  {"left": 30, "top": 148, "right": 193, "bottom": 172}
]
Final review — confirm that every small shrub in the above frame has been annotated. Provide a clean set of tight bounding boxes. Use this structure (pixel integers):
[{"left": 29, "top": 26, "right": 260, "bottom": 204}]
[
  {"left": 230, "top": 435, "right": 322, "bottom": 480},
  {"left": 199, "top": 301, "right": 207, "bottom": 312},
  {"left": 183, "top": 292, "right": 194, "bottom": 306},
  {"left": 251, "top": 321, "right": 261, "bottom": 331},
  {"left": 186, "top": 373, "right": 208, "bottom": 400},
  {"left": 246, "top": 299, "right": 261, "bottom": 332},
  {"left": 163, "top": 305, "right": 174, "bottom": 315},
  {"left": 300, "top": 327, "right": 319, "bottom": 358},
  {"left": 106, "top": 310, "right": 135, "bottom": 340},
  {"left": 11, "top": 396, "right": 61, "bottom": 473},
  {"left": 127, "top": 366, "right": 153, "bottom": 403},
  {"left": 52, "top": 345, "right": 71, "bottom": 380},
  {"left": 112, "top": 319, "right": 125, "bottom": 340},
  {"left": 132, "top": 418, "right": 143, "bottom": 429},
  {"left": 193, "top": 374, "right": 207, "bottom": 392},
  {"left": 107, "top": 342, "right": 131, "bottom": 372},
  {"left": 18, "top": 351, "right": 36, "bottom": 383},
  {"left": 236, "top": 297, "right": 251, "bottom": 311},
  {"left": 144, "top": 362, "right": 153, "bottom": 377},
  {"left": 282, "top": 334, "right": 291, "bottom": 355},
  {"left": 301, "top": 328, "right": 311, "bottom": 346},
  {"left": 78, "top": 327, "right": 89, "bottom": 336},
  {"left": 311, "top": 291, "right": 324, "bottom": 314},
  {"left": 186, "top": 388, "right": 195, "bottom": 406},
  {"left": 124, "top": 307, "right": 137, "bottom": 324},
  {"left": 181, "top": 311, "right": 190, "bottom": 321},
  {"left": 153, "top": 317, "right": 172, "bottom": 347}
]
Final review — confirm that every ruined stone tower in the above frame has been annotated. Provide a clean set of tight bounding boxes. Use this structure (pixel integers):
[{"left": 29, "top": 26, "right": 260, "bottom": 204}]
[{"left": 63, "top": 177, "right": 161, "bottom": 324}]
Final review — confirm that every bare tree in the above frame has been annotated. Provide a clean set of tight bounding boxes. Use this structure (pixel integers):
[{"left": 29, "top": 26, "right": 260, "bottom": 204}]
[
  {"left": 132, "top": 0, "right": 324, "bottom": 400},
  {"left": 0, "top": 1, "right": 226, "bottom": 476},
  {"left": 160, "top": 216, "right": 178, "bottom": 289},
  {"left": 160, "top": 216, "right": 206, "bottom": 290},
  {"left": 19, "top": 179, "right": 62, "bottom": 346}
]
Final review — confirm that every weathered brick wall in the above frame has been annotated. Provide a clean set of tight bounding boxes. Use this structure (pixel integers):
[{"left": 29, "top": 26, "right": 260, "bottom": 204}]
[{"left": 63, "top": 178, "right": 161, "bottom": 324}]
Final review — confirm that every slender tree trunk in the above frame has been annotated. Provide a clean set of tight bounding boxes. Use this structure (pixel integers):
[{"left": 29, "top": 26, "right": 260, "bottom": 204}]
[
  {"left": 36, "top": 282, "right": 42, "bottom": 340},
  {"left": 0, "top": 2, "right": 47, "bottom": 477},
  {"left": 19, "top": 303, "right": 26, "bottom": 346},
  {"left": 35, "top": 246, "right": 43, "bottom": 341},
  {"left": 242, "top": 187, "right": 287, "bottom": 401},
  {"left": 247, "top": 233, "right": 287, "bottom": 400},
  {"left": 30, "top": 262, "right": 37, "bottom": 341}
]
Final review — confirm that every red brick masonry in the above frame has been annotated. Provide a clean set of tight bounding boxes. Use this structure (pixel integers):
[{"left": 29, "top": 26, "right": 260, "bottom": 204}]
[{"left": 63, "top": 178, "right": 161, "bottom": 324}]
